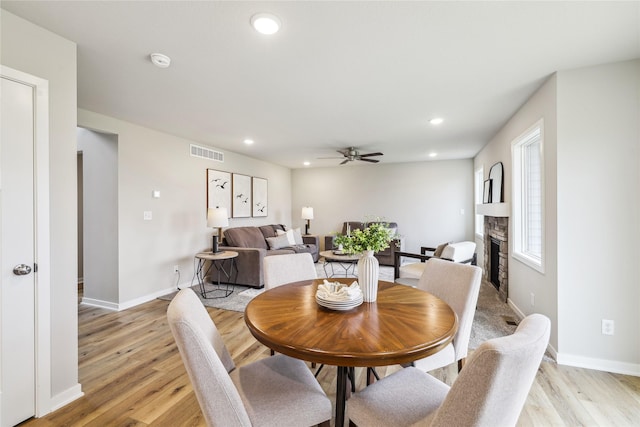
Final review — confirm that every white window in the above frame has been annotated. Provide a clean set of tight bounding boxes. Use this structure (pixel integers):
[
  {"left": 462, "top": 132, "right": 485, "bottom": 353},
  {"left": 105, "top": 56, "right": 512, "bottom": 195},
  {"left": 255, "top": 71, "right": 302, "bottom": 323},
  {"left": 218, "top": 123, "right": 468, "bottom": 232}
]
[
  {"left": 475, "top": 167, "right": 484, "bottom": 237},
  {"left": 512, "top": 120, "right": 544, "bottom": 272}
]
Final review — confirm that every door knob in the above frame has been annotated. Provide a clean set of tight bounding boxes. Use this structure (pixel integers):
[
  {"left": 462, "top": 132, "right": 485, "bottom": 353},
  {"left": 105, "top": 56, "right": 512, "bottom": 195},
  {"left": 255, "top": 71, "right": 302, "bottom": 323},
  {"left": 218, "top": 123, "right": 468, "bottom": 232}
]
[{"left": 13, "top": 264, "right": 32, "bottom": 275}]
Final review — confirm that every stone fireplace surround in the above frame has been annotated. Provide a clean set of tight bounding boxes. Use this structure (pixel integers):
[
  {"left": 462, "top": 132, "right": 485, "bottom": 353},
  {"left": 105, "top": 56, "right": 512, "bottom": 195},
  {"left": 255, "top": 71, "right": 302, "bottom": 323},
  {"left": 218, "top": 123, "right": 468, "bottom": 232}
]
[{"left": 483, "top": 215, "right": 509, "bottom": 302}]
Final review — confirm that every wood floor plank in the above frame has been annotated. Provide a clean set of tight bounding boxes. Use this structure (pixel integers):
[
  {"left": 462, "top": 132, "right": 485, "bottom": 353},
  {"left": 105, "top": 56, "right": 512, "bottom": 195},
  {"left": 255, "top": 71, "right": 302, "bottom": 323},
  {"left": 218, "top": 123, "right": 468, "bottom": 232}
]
[{"left": 18, "top": 295, "right": 640, "bottom": 427}]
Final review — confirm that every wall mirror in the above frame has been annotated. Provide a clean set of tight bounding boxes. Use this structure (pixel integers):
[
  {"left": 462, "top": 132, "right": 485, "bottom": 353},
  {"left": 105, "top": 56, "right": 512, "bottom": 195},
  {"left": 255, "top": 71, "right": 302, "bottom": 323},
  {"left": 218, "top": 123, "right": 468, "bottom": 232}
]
[{"left": 489, "top": 162, "right": 503, "bottom": 203}]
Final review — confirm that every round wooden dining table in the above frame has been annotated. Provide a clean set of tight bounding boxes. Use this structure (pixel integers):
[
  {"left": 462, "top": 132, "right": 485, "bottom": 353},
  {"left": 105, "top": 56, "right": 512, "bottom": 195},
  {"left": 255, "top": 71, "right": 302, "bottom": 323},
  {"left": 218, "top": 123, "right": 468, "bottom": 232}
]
[{"left": 244, "top": 278, "right": 458, "bottom": 427}]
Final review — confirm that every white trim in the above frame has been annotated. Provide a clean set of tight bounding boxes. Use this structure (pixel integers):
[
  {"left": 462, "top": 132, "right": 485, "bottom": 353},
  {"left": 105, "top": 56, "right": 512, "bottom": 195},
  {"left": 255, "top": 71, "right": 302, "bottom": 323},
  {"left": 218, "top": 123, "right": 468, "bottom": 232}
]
[
  {"left": 557, "top": 353, "right": 640, "bottom": 377},
  {"left": 1, "top": 65, "right": 52, "bottom": 417},
  {"left": 511, "top": 119, "right": 545, "bottom": 274},
  {"left": 80, "top": 285, "right": 177, "bottom": 311},
  {"left": 49, "top": 384, "right": 83, "bottom": 412}
]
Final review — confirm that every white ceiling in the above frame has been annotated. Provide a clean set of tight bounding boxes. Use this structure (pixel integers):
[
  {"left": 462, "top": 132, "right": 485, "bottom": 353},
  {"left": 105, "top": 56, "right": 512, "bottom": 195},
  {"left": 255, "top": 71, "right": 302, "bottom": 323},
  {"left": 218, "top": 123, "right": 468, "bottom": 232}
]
[{"left": 3, "top": 1, "right": 639, "bottom": 169}]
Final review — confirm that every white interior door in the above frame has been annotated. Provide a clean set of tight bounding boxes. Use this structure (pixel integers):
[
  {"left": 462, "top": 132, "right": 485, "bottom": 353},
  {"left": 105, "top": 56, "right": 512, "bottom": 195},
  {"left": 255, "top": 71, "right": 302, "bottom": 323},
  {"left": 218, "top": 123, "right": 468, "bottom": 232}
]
[{"left": 1, "top": 75, "right": 37, "bottom": 425}]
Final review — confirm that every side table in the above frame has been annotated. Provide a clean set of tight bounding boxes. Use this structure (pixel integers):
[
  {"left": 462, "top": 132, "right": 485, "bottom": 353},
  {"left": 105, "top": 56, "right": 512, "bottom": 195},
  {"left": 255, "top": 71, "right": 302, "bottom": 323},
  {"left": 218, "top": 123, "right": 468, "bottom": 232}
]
[
  {"left": 319, "top": 250, "right": 361, "bottom": 278},
  {"left": 195, "top": 251, "right": 238, "bottom": 298}
]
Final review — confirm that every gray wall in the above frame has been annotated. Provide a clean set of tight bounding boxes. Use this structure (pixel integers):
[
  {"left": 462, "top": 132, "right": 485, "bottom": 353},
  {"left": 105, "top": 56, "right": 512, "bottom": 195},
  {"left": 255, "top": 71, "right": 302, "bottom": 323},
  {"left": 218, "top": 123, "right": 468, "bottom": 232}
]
[
  {"left": 78, "top": 109, "right": 293, "bottom": 307},
  {"left": 292, "top": 160, "right": 475, "bottom": 253},
  {"left": 475, "top": 59, "right": 640, "bottom": 375},
  {"left": 556, "top": 59, "right": 640, "bottom": 373},
  {"left": 77, "top": 128, "right": 119, "bottom": 306},
  {"left": 1, "top": 10, "right": 80, "bottom": 407}
]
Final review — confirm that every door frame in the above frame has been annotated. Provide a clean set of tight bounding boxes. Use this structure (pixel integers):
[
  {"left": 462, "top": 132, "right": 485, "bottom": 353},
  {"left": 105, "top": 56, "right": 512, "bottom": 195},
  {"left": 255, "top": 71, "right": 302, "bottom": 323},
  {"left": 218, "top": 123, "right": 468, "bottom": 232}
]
[{"left": 1, "top": 65, "right": 52, "bottom": 417}]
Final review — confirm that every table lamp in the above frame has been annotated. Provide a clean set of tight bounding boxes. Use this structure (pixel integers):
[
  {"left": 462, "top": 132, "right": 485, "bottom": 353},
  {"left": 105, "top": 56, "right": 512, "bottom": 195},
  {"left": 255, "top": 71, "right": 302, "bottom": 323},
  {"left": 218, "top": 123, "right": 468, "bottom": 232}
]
[
  {"left": 207, "top": 207, "right": 229, "bottom": 253},
  {"left": 301, "top": 206, "right": 314, "bottom": 235}
]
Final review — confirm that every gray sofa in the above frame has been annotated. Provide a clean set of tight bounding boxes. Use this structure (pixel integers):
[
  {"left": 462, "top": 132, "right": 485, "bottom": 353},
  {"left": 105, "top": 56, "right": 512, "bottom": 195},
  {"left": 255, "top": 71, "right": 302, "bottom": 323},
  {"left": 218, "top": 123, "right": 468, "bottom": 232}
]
[{"left": 219, "top": 224, "right": 319, "bottom": 288}]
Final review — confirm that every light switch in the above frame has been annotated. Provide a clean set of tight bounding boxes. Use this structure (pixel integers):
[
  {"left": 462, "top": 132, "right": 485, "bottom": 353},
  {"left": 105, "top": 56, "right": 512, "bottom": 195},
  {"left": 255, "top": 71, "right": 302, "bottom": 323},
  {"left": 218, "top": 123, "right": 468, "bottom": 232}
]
[
  {"left": 152, "top": 190, "right": 161, "bottom": 198},
  {"left": 143, "top": 211, "right": 152, "bottom": 220}
]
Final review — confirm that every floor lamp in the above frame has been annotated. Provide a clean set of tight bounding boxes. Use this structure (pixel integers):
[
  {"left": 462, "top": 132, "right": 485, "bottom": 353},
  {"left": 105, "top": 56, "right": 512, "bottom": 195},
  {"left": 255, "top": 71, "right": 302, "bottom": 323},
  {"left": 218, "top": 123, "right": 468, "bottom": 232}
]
[
  {"left": 301, "top": 206, "right": 314, "bottom": 235},
  {"left": 207, "top": 207, "right": 229, "bottom": 253}
]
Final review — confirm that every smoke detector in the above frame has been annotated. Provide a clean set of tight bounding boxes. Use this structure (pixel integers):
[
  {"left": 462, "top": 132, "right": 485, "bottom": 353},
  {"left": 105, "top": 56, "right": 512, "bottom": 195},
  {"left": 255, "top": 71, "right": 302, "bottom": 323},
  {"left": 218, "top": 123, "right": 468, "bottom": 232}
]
[{"left": 150, "top": 53, "right": 171, "bottom": 68}]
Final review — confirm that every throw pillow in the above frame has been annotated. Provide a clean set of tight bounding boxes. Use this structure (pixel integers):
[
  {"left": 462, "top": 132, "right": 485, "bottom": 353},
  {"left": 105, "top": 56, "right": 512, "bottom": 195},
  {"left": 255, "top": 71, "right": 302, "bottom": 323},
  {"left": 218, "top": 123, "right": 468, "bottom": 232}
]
[
  {"left": 291, "top": 227, "right": 304, "bottom": 245},
  {"left": 434, "top": 243, "right": 449, "bottom": 258},
  {"left": 276, "top": 229, "right": 296, "bottom": 245},
  {"left": 266, "top": 234, "right": 291, "bottom": 250}
]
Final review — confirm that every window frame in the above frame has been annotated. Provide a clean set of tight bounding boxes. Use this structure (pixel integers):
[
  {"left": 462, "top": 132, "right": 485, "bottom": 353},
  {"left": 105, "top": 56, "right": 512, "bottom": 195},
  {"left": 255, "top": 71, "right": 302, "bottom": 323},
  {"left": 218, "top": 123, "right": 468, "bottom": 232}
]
[
  {"left": 511, "top": 119, "right": 545, "bottom": 273},
  {"left": 474, "top": 166, "right": 484, "bottom": 238}
]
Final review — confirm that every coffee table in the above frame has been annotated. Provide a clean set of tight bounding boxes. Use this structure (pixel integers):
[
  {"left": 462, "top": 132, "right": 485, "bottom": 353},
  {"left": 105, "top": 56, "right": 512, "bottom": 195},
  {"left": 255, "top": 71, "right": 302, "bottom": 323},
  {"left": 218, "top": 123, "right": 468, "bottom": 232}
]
[{"left": 319, "top": 250, "right": 361, "bottom": 277}]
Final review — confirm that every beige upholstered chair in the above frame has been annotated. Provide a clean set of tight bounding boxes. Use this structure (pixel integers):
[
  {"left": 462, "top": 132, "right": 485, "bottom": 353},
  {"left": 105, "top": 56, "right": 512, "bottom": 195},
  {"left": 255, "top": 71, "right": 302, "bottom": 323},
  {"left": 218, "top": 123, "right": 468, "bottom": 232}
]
[
  {"left": 263, "top": 252, "right": 317, "bottom": 290},
  {"left": 348, "top": 313, "right": 551, "bottom": 427},
  {"left": 394, "top": 241, "right": 476, "bottom": 287},
  {"left": 409, "top": 258, "right": 482, "bottom": 373},
  {"left": 167, "top": 288, "right": 332, "bottom": 427}
]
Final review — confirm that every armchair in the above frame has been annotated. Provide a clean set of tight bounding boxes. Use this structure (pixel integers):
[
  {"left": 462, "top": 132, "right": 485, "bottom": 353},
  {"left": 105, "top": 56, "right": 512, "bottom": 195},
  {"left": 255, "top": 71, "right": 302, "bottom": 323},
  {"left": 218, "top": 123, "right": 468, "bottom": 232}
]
[
  {"left": 324, "top": 221, "right": 404, "bottom": 266},
  {"left": 394, "top": 241, "right": 477, "bottom": 286}
]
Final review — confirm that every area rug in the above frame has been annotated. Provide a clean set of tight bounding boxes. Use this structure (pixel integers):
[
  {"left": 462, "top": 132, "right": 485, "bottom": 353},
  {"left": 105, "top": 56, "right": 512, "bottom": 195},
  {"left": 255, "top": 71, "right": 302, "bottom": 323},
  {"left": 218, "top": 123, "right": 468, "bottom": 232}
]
[{"left": 158, "top": 263, "right": 522, "bottom": 351}]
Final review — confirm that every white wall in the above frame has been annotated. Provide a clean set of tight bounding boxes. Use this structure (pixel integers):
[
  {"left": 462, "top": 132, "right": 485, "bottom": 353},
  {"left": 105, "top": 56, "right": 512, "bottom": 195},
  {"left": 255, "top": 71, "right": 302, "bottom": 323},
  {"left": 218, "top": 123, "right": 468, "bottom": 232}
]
[
  {"left": 1, "top": 10, "right": 80, "bottom": 408},
  {"left": 474, "top": 74, "right": 559, "bottom": 352},
  {"left": 78, "top": 109, "right": 292, "bottom": 307},
  {"left": 292, "top": 160, "right": 475, "bottom": 253},
  {"left": 556, "top": 59, "right": 640, "bottom": 373},
  {"left": 77, "top": 129, "right": 119, "bottom": 305}
]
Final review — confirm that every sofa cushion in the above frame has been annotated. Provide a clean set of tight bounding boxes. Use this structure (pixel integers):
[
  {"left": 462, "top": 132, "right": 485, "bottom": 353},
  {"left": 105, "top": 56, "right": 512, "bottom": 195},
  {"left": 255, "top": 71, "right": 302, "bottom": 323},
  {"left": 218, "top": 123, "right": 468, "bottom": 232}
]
[
  {"left": 224, "top": 227, "right": 268, "bottom": 250},
  {"left": 266, "top": 234, "right": 292, "bottom": 250},
  {"left": 259, "top": 224, "right": 286, "bottom": 240}
]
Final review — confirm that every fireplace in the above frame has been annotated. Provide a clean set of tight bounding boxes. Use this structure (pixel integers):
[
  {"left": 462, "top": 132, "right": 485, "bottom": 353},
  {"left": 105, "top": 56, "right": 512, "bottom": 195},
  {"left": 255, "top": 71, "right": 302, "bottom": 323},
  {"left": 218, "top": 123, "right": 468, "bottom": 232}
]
[{"left": 483, "top": 216, "right": 508, "bottom": 302}]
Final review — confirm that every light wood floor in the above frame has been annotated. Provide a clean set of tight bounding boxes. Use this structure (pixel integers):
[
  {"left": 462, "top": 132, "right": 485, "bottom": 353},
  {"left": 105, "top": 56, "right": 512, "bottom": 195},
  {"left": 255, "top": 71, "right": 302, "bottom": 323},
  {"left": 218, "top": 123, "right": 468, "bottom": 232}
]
[{"left": 19, "top": 295, "right": 640, "bottom": 427}]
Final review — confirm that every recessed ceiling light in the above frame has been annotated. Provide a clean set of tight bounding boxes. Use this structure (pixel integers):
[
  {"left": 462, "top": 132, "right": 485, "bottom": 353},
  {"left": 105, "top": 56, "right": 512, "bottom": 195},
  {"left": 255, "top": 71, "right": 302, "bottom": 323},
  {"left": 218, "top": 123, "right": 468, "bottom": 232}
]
[
  {"left": 303, "top": 161, "right": 310, "bottom": 166},
  {"left": 251, "top": 13, "right": 281, "bottom": 35},
  {"left": 429, "top": 117, "right": 444, "bottom": 125},
  {"left": 429, "top": 152, "right": 438, "bottom": 158},
  {"left": 150, "top": 53, "right": 171, "bottom": 68},
  {"left": 243, "top": 139, "right": 254, "bottom": 145}
]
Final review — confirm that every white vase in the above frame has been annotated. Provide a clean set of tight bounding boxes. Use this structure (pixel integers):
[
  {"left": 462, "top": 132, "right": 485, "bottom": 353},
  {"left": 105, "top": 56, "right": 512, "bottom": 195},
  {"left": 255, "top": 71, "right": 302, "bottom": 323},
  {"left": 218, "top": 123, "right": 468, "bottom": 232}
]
[{"left": 358, "top": 250, "right": 379, "bottom": 302}]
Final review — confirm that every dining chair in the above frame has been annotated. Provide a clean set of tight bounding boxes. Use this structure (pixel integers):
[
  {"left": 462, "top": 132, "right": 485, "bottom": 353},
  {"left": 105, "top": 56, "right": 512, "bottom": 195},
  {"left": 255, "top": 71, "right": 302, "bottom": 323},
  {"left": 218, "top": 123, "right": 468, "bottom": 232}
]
[
  {"left": 167, "top": 288, "right": 332, "bottom": 427},
  {"left": 347, "top": 313, "right": 551, "bottom": 427},
  {"left": 263, "top": 252, "right": 317, "bottom": 290},
  {"left": 410, "top": 258, "right": 482, "bottom": 373}
]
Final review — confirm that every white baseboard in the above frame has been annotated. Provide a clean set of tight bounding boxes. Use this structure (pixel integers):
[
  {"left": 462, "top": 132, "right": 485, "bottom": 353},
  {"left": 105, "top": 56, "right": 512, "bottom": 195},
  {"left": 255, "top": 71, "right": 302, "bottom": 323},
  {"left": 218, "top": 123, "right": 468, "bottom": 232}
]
[
  {"left": 80, "top": 285, "right": 178, "bottom": 311},
  {"left": 557, "top": 353, "right": 640, "bottom": 377},
  {"left": 49, "top": 383, "right": 84, "bottom": 413}
]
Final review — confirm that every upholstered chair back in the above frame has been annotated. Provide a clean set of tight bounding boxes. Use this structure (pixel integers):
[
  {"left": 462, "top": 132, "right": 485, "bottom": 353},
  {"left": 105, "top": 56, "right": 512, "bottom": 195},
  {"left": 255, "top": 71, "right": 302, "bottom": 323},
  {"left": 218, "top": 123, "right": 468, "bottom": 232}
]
[
  {"left": 431, "top": 313, "right": 551, "bottom": 426},
  {"left": 167, "top": 289, "right": 251, "bottom": 426},
  {"left": 263, "top": 252, "right": 317, "bottom": 290},
  {"left": 417, "top": 258, "right": 482, "bottom": 362}
]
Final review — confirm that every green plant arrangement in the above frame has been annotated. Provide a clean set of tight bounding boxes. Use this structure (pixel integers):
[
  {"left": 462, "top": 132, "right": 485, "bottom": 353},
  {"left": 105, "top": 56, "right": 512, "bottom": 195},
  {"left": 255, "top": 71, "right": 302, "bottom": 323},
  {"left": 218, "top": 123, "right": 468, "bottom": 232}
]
[{"left": 333, "top": 220, "right": 396, "bottom": 255}]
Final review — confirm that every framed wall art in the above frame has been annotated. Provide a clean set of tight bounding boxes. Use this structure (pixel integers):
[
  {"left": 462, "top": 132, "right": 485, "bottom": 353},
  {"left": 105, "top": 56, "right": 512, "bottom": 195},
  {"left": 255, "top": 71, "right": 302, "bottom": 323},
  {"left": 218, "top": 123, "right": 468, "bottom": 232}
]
[
  {"left": 207, "top": 169, "right": 231, "bottom": 213},
  {"left": 252, "top": 177, "right": 268, "bottom": 217},
  {"left": 483, "top": 179, "right": 492, "bottom": 204},
  {"left": 232, "top": 173, "right": 252, "bottom": 218}
]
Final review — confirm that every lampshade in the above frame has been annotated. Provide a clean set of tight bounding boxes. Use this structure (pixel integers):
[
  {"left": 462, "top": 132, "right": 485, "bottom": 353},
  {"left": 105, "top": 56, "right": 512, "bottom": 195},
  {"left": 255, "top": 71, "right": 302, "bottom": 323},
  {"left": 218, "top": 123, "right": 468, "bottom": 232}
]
[
  {"left": 207, "top": 207, "right": 229, "bottom": 228},
  {"left": 301, "top": 207, "right": 314, "bottom": 220}
]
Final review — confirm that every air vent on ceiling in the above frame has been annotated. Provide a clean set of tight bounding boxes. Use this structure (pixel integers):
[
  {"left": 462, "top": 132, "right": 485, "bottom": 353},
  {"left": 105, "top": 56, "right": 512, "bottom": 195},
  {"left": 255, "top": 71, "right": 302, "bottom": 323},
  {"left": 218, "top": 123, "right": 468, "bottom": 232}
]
[{"left": 190, "top": 144, "right": 224, "bottom": 162}]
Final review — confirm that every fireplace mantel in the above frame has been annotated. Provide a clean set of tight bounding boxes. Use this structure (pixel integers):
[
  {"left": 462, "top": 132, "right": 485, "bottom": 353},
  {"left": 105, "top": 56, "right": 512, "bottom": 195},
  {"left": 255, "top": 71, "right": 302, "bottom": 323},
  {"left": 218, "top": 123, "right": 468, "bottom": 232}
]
[{"left": 476, "top": 202, "right": 510, "bottom": 218}]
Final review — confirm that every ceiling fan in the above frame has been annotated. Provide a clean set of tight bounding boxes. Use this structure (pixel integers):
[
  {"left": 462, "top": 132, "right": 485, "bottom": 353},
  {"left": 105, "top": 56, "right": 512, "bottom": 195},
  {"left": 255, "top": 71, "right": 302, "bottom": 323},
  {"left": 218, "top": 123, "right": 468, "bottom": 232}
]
[{"left": 319, "top": 147, "right": 384, "bottom": 165}]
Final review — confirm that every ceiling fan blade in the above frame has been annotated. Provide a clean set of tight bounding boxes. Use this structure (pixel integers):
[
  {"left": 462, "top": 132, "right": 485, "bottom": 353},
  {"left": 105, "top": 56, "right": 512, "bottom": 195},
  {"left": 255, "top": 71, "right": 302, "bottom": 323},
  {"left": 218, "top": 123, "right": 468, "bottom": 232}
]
[
  {"left": 359, "top": 158, "right": 380, "bottom": 163},
  {"left": 359, "top": 152, "right": 384, "bottom": 157},
  {"left": 317, "top": 156, "right": 346, "bottom": 159},
  {"left": 340, "top": 159, "right": 350, "bottom": 165}
]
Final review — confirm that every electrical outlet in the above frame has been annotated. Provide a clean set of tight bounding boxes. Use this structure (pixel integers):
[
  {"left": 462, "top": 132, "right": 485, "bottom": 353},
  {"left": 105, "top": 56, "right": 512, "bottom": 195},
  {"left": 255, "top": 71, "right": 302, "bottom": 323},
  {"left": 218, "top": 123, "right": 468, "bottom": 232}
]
[
  {"left": 602, "top": 319, "right": 614, "bottom": 335},
  {"left": 173, "top": 265, "right": 180, "bottom": 273},
  {"left": 530, "top": 292, "right": 535, "bottom": 306}
]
